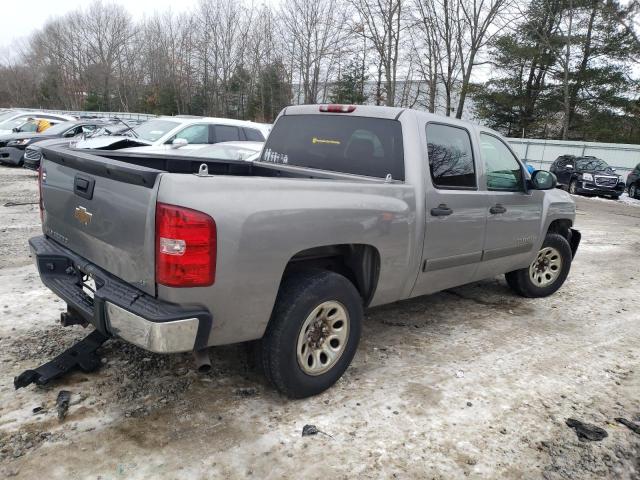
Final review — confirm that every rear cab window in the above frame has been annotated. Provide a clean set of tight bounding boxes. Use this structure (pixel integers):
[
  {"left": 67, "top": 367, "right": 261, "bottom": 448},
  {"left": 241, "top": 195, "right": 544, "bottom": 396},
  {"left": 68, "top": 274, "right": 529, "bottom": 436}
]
[
  {"left": 425, "top": 123, "right": 476, "bottom": 189},
  {"left": 261, "top": 115, "right": 404, "bottom": 180}
]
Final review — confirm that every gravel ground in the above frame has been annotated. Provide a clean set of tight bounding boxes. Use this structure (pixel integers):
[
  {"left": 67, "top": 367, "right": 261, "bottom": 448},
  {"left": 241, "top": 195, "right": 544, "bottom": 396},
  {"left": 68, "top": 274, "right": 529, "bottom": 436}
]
[{"left": 0, "top": 164, "right": 639, "bottom": 479}]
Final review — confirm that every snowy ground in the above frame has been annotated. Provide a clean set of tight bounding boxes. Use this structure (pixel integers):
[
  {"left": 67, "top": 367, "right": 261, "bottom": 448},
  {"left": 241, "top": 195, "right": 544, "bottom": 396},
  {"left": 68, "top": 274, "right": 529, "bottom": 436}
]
[{"left": 0, "top": 166, "right": 639, "bottom": 479}]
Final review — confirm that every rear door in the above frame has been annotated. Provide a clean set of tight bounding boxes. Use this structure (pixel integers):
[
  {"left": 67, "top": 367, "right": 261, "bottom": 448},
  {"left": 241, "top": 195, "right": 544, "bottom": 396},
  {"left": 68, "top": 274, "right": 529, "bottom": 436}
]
[
  {"left": 412, "top": 122, "right": 489, "bottom": 296},
  {"left": 41, "top": 147, "right": 160, "bottom": 295},
  {"left": 474, "top": 133, "right": 543, "bottom": 279}
]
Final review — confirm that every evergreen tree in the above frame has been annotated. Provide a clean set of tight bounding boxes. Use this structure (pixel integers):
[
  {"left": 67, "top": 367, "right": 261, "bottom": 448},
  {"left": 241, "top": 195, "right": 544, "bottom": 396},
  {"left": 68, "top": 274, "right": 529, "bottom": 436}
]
[{"left": 329, "top": 60, "right": 368, "bottom": 104}]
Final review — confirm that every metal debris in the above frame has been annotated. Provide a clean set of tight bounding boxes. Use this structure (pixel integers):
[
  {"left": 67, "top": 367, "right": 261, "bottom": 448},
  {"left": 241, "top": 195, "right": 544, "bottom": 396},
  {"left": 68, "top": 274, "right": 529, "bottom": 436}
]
[
  {"left": 615, "top": 417, "right": 640, "bottom": 435},
  {"left": 56, "top": 390, "right": 71, "bottom": 422},
  {"left": 565, "top": 418, "right": 608, "bottom": 441}
]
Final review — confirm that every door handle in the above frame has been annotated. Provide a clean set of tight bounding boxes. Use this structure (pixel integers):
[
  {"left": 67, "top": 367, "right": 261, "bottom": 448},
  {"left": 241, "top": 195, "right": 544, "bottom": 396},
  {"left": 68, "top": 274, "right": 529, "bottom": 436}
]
[
  {"left": 490, "top": 204, "right": 507, "bottom": 214},
  {"left": 430, "top": 204, "right": 453, "bottom": 217}
]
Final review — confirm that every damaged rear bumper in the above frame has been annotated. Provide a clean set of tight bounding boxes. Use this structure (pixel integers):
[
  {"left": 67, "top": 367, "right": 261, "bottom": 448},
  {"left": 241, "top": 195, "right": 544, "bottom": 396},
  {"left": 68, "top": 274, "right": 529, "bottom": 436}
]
[{"left": 29, "top": 235, "right": 212, "bottom": 353}]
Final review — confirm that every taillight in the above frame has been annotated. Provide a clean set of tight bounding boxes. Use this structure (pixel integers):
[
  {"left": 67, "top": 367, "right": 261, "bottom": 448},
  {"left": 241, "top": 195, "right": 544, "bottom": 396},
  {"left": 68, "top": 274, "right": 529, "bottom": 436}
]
[
  {"left": 319, "top": 104, "right": 356, "bottom": 113},
  {"left": 155, "top": 203, "right": 216, "bottom": 287},
  {"left": 38, "top": 166, "right": 45, "bottom": 222}
]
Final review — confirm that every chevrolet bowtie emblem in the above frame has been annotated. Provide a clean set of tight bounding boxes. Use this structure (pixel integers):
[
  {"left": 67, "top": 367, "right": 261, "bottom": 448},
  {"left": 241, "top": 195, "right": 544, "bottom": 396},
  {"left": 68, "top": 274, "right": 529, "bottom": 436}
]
[{"left": 74, "top": 206, "right": 93, "bottom": 225}]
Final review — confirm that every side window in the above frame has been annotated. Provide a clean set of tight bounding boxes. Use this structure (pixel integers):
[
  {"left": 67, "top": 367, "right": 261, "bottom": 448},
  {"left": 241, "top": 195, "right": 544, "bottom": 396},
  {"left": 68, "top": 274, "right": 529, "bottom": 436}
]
[
  {"left": 480, "top": 133, "right": 524, "bottom": 192},
  {"left": 82, "top": 125, "right": 97, "bottom": 134},
  {"left": 244, "top": 128, "right": 264, "bottom": 142},
  {"left": 172, "top": 124, "right": 209, "bottom": 144},
  {"left": 214, "top": 125, "right": 240, "bottom": 143},
  {"left": 426, "top": 123, "right": 476, "bottom": 189},
  {"left": 63, "top": 126, "right": 81, "bottom": 137}
]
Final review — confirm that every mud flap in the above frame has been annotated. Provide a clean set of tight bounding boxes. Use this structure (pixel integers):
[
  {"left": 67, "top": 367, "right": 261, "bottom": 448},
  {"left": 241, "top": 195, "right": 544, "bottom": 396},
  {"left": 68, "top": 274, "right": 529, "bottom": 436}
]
[
  {"left": 14, "top": 330, "right": 109, "bottom": 389},
  {"left": 569, "top": 228, "right": 581, "bottom": 258}
]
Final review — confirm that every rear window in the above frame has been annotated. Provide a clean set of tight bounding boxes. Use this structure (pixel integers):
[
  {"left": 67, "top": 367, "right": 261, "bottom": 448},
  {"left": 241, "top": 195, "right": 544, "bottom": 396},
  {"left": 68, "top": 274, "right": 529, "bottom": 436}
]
[
  {"left": 261, "top": 115, "right": 404, "bottom": 180},
  {"left": 244, "top": 128, "right": 265, "bottom": 141}
]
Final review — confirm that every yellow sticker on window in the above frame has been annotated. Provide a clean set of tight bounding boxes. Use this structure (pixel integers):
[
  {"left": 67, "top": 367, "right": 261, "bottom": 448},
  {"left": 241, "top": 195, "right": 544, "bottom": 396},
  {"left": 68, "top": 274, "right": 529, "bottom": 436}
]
[{"left": 312, "top": 137, "right": 341, "bottom": 145}]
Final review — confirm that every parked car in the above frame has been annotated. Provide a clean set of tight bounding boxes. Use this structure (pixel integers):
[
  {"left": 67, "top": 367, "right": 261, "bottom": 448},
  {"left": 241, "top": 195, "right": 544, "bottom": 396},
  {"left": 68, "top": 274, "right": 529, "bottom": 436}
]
[
  {"left": 626, "top": 163, "right": 640, "bottom": 199},
  {"left": 120, "top": 140, "right": 263, "bottom": 161},
  {"left": 0, "top": 120, "right": 105, "bottom": 167},
  {"left": 550, "top": 155, "right": 625, "bottom": 199},
  {"left": 0, "top": 111, "right": 76, "bottom": 135},
  {"left": 75, "top": 116, "right": 270, "bottom": 150},
  {"left": 30, "top": 104, "right": 580, "bottom": 398}
]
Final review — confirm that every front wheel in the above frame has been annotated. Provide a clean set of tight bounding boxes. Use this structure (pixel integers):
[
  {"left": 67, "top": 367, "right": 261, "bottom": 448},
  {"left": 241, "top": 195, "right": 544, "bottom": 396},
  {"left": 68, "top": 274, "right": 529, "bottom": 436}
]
[
  {"left": 630, "top": 184, "right": 638, "bottom": 199},
  {"left": 260, "top": 270, "right": 363, "bottom": 398},
  {"left": 569, "top": 179, "right": 579, "bottom": 195},
  {"left": 505, "top": 233, "right": 573, "bottom": 298}
]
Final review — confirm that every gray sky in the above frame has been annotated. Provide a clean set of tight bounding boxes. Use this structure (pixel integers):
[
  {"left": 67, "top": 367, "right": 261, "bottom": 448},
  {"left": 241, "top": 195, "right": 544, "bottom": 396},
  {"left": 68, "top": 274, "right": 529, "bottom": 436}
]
[{"left": 0, "top": 0, "right": 200, "bottom": 52}]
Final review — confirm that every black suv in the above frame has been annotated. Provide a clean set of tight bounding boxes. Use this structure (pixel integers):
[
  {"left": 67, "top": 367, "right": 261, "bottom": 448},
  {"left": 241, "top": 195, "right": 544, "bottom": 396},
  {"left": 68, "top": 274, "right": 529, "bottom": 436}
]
[
  {"left": 626, "top": 163, "right": 640, "bottom": 199},
  {"left": 550, "top": 155, "right": 625, "bottom": 199}
]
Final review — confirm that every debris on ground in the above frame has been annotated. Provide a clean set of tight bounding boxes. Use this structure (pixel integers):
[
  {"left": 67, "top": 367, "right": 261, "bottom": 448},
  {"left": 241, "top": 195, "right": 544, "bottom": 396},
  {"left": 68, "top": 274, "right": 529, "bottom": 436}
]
[
  {"left": 234, "top": 387, "right": 258, "bottom": 397},
  {"left": 615, "top": 418, "right": 640, "bottom": 435},
  {"left": 56, "top": 390, "right": 71, "bottom": 422},
  {"left": 301, "top": 424, "right": 333, "bottom": 439},
  {"left": 455, "top": 370, "right": 464, "bottom": 378},
  {"left": 565, "top": 418, "right": 608, "bottom": 441}
]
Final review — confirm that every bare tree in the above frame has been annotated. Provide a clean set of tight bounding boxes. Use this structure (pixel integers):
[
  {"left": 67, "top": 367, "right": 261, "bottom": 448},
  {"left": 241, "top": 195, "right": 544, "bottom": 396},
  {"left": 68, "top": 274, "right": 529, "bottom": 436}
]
[
  {"left": 350, "top": 0, "right": 403, "bottom": 106},
  {"left": 455, "top": 0, "right": 516, "bottom": 119}
]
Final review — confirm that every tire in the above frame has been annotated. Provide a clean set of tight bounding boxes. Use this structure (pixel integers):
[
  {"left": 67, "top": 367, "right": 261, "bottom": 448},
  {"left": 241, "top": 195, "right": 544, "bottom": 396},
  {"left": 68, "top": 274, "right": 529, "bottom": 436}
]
[
  {"left": 610, "top": 194, "right": 620, "bottom": 200},
  {"left": 260, "top": 270, "right": 363, "bottom": 398},
  {"left": 505, "top": 233, "right": 573, "bottom": 298},
  {"left": 630, "top": 184, "right": 638, "bottom": 199},
  {"left": 569, "top": 179, "right": 578, "bottom": 195}
]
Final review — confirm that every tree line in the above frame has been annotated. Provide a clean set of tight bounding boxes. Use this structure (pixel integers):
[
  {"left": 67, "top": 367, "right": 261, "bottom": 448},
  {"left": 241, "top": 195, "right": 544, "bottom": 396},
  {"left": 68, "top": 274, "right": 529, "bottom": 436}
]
[{"left": 0, "top": 0, "right": 638, "bottom": 142}]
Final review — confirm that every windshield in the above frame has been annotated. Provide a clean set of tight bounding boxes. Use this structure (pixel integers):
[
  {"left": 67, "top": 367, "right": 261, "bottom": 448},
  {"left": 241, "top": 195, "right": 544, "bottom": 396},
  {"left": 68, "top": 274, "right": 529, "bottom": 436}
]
[
  {"left": 0, "top": 115, "right": 32, "bottom": 130},
  {"left": 132, "top": 119, "right": 179, "bottom": 142},
  {"left": 576, "top": 158, "right": 609, "bottom": 170},
  {"left": 36, "top": 121, "right": 76, "bottom": 135},
  {"left": 261, "top": 114, "right": 405, "bottom": 179},
  {"left": 0, "top": 111, "right": 20, "bottom": 123}
]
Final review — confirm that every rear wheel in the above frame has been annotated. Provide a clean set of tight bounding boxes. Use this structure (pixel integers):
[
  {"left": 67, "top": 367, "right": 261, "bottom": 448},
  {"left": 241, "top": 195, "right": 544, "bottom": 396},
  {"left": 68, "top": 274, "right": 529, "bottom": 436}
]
[
  {"left": 260, "top": 270, "right": 362, "bottom": 398},
  {"left": 506, "top": 233, "right": 572, "bottom": 298}
]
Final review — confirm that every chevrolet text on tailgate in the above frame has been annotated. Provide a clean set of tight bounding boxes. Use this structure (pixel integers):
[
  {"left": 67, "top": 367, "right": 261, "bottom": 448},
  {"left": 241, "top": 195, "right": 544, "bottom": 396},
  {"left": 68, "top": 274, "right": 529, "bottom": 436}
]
[{"left": 29, "top": 105, "right": 580, "bottom": 398}]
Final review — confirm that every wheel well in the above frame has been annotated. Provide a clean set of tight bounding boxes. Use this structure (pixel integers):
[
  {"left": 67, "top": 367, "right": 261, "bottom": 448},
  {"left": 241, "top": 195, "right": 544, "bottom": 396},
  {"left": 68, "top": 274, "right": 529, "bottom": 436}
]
[
  {"left": 283, "top": 244, "right": 381, "bottom": 306},
  {"left": 547, "top": 219, "right": 572, "bottom": 240}
]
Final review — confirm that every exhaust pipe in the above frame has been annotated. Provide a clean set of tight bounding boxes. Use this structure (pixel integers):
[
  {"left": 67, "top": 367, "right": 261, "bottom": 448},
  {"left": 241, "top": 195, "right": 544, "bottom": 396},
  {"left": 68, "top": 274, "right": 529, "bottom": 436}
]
[{"left": 193, "top": 348, "right": 211, "bottom": 373}]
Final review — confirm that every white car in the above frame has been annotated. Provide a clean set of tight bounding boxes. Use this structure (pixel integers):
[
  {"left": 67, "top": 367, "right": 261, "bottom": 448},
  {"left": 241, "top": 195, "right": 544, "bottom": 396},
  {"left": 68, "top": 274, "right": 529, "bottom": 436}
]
[
  {"left": 75, "top": 116, "right": 271, "bottom": 150},
  {"left": 121, "top": 141, "right": 264, "bottom": 161},
  {"left": 0, "top": 110, "right": 76, "bottom": 134}
]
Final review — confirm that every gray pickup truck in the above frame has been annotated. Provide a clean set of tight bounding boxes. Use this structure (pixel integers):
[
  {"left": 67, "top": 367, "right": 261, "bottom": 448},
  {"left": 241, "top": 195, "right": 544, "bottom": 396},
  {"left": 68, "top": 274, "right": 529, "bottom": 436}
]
[{"left": 30, "top": 105, "right": 580, "bottom": 398}]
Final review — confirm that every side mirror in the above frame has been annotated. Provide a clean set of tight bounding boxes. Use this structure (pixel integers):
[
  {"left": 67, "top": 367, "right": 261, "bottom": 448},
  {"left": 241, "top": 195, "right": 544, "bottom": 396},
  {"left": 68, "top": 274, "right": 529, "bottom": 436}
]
[
  {"left": 171, "top": 138, "right": 188, "bottom": 149},
  {"left": 530, "top": 170, "right": 557, "bottom": 190},
  {"left": 12, "top": 127, "right": 19, "bottom": 133}
]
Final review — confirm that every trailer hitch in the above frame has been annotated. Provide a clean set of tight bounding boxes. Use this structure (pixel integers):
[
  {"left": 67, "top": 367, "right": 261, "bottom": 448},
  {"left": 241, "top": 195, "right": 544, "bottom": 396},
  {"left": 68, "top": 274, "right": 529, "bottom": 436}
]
[{"left": 14, "top": 330, "right": 109, "bottom": 389}]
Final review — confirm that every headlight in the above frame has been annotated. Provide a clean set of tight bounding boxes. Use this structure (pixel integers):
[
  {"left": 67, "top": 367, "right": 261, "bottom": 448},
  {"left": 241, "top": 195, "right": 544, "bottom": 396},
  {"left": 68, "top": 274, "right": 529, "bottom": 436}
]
[
  {"left": 582, "top": 173, "right": 594, "bottom": 181},
  {"left": 7, "top": 138, "right": 30, "bottom": 147}
]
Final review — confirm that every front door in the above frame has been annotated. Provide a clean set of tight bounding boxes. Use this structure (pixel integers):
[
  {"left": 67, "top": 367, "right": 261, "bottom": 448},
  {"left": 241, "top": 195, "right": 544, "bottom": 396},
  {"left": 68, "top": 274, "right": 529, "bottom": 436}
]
[
  {"left": 411, "top": 123, "right": 489, "bottom": 296},
  {"left": 474, "top": 133, "right": 543, "bottom": 280}
]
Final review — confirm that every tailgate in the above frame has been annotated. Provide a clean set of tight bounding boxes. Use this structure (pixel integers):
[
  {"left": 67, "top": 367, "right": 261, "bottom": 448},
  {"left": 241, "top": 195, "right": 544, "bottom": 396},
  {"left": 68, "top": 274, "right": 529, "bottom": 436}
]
[{"left": 40, "top": 146, "right": 162, "bottom": 296}]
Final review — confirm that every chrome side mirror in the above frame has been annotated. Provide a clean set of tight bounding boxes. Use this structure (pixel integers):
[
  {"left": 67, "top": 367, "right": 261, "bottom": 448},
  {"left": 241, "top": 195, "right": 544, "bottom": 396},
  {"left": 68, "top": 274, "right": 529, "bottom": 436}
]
[{"left": 171, "top": 138, "right": 188, "bottom": 149}]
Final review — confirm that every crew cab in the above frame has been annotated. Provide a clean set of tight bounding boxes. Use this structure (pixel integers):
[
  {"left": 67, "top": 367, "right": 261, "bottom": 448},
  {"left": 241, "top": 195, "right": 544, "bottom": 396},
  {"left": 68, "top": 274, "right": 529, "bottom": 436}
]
[
  {"left": 30, "top": 105, "right": 580, "bottom": 398},
  {"left": 550, "top": 155, "right": 625, "bottom": 199}
]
